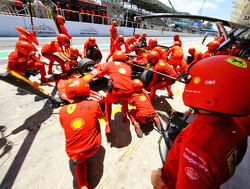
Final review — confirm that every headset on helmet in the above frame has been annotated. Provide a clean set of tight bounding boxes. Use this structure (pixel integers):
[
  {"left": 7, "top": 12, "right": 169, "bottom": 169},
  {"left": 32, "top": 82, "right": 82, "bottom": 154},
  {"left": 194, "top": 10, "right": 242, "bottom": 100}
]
[
  {"left": 65, "top": 78, "right": 90, "bottom": 99},
  {"left": 135, "top": 33, "right": 140, "bottom": 39},
  {"left": 174, "top": 35, "right": 179, "bottom": 40},
  {"left": 148, "top": 38, "right": 158, "bottom": 48},
  {"left": 182, "top": 55, "right": 250, "bottom": 116},
  {"left": 207, "top": 40, "right": 220, "bottom": 50},
  {"left": 142, "top": 33, "right": 147, "bottom": 37},
  {"left": 89, "top": 37, "right": 96, "bottom": 46},
  {"left": 112, "top": 21, "right": 118, "bottom": 26},
  {"left": 56, "top": 15, "right": 65, "bottom": 24},
  {"left": 188, "top": 48, "right": 195, "bottom": 55},
  {"left": 147, "top": 51, "right": 160, "bottom": 65},
  {"left": 113, "top": 50, "right": 126, "bottom": 62},
  {"left": 132, "top": 79, "right": 143, "bottom": 91},
  {"left": 15, "top": 41, "right": 35, "bottom": 55},
  {"left": 173, "top": 41, "right": 181, "bottom": 46},
  {"left": 70, "top": 47, "right": 79, "bottom": 56},
  {"left": 57, "top": 34, "right": 70, "bottom": 46}
]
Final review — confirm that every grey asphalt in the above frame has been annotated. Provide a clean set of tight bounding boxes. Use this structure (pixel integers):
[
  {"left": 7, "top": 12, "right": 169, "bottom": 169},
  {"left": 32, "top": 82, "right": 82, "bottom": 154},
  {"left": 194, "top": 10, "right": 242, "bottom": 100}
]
[{"left": 0, "top": 37, "right": 249, "bottom": 189}]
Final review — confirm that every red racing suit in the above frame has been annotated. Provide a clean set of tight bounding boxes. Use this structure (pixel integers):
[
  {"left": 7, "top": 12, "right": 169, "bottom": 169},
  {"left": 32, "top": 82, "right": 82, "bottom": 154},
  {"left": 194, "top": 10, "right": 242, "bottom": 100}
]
[
  {"left": 189, "top": 50, "right": 204, "bottom": 65},
  {"left": 152, "top": 46, "right": 167, "bottom": 61},
  {"left": 110, "top": 25, "right": 117, "bottom": 51},
  {"left": 106, "top": 38, "right": 129, "bottom": 62},
  {"left": 97, "top": 61, "right": 133, "bottom": 131},
  {"left": 129, "top": 90, "right": 156, "bottom": 123},
  {"left": 126, "top": 36, "right": 138, "bottom": 52},
  {"left": 41, "top": 41, "right": 66, "bottom": 73},
  {"left": 138, "top": 36, "right": 147, "bottom": 43},
  {"left": 58, "top": 24, "right": 72, "bottom": 39},
  {"left": 202, "top": 49, "right": 219, "bottom": 59},
  {"left": 7, "top": 51, "right": 47, "bottom": 79},
  {"left": 65, "top": 51, "right": 83, "bottom": 71},
  {"left": 165, "top": 46, "right": 184, "bottom": 71},
  {"left": 83, "top": 40, "right": 99, "bottom": 58},
  {"left": 59, "top": 100, "right": 103, "bottom": 188},
  {"left": 159, "top": 114, "right": 248, "bottom": 189},
  {"left": 147, "top": 60, "right": 177, "bottom": 100}
]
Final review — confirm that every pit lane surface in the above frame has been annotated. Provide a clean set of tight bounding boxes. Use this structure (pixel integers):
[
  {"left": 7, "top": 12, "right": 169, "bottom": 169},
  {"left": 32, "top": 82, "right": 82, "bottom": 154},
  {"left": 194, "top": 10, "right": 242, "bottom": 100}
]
[{"left": 0, "top": 37, "right": 249, "bottom": 189}]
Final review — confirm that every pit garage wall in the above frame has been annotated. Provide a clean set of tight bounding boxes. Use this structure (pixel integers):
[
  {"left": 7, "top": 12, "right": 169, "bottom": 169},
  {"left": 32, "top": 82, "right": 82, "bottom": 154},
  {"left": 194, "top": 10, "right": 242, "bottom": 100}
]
[{"left": 0, "top": 15, "right": 202, "bottom": 37}]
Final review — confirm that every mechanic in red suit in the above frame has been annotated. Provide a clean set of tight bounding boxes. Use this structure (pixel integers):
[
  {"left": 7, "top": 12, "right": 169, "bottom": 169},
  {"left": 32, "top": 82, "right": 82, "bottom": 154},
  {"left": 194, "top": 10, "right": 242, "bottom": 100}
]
[
  {"left": 56, "top": 15, "right": 72, "bottom": 40},
  {"left": 146, "top": 51, "right": 177, "bottom": 100},
  {"left": 65, "top": 47, "right": 83, "bottom": 71},
  {"left": 97, "top": 51, "right": 133, "bottom": 133},
  {"left": 129, "top": 79, "right": 161, "bottom": 138},
  {"left": 173, "top": 35, "right": 182, "bottom": 47},
  {"left": 7, "top": 41, "right": 51, "bottom": 82},
  {"left": 202, "top": 40, "right": 220, "bottom": 59},
  {"left": 110, "top": 21, "right": 118, "bottom": 52},
  {"left": 125, "top": 33, "right": 140, "bottom": 53},
  {"left": 83, "top": 37, "right": 99, "bottom": 58},
  {"left": 151, "top": 55, "right": 250, "bottom": 189},
  {"left": 148, "top": 38, "right": 167, "bottom": 61},
  {"left": 18, "top": 35, "right": 41, "bottom": 59},
  {"left": 41, "top": 34, "right": 71, "bottom": 74},
  {"left": 59, "top": 78, "right": 103, "bottom": 189},
  {"left": 165, "top": 41, "right": 185, "bottom": 72},
  {"left": 188, "top": 48, "right": 204, "bottom": 65},
  {"left": 106, "top": 35, "right": 129, "bottom": 62},
  {"left": 138, "top": 33, "right": 147, "bottom": 44}
]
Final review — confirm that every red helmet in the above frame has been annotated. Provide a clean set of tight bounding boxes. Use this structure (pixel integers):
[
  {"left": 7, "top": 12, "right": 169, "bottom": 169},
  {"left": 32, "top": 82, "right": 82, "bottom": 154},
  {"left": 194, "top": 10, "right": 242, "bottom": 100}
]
[
  {"left": 173, "top": 41, "right": 181, "bottom": 46},
  {"left": 112, "top": 21, "right": 118, "bottom": 26},
  {"left": 207, "top": 40, "right": 220, "bottom": 50},
  {"left": 89, "top": 37, "right": 96, "bottom": 46},
  {"left": 148, "top": 38, "right": 158, "bottom": 48},
  {"left": 65, "top": 78, "right": 90, "bottom": 99},
  {"left": 56, "top": 15, "right": 65, "bottom": 24},
  {"left": 57, "top": 34, "right": 70, "bottom": 46},
  {"left": 113, "top": 50, "right": 126, "bottom": 62},
  {"left": 117, "top": 35, "right": 124, "bottom": 43},
  {"left": 70, "top": 47, "right": 79, "bottom": 56},
  {"left": 174, "top": 35, "right": 179, "bottom": 40},
  {"left": 15, "top": 41, "right": 35, "bottom": 55},
  {"left": 134, "top": 33, "right": 140, "bottom": 39},
  {"left": 147, "top": 51, "right": 160, "bottom": 65},
  {"left": 188, "top": 48, "right": 195, "bottom": 55},
  {"left": 183, "top": 55, "right": 250, "bottom": 116},
  {"left": 142, "top": 33, "right": 147, "bottom": 37},
  {"left": 19, "top": 35, "right": 30, "bottom": 42},
  {"left": 132, "top": 79, "right": 143, "bottom": 91}
]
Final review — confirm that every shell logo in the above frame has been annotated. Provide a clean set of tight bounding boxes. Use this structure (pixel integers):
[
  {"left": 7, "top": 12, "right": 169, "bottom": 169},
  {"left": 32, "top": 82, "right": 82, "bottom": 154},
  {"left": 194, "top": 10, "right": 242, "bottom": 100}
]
[
  {"left": 193, "top": 77, "right": 201, "bottom": 84},
  {"left": 67, "top": 104, "right": 76, "bottom": 114},
  {"left": 140, "top": 96, "right": 146, "bottom": 101},
  {"left": 84, "top": 75, "right": 91, "bottom": 80},
  {"left": 71, "top": 118, "right": 85, "bottom": 130},
  {"left": 160, "top": 62, "right": 165, "bottom": 66},
  {"left": 118, "top": 68, "right": 126, "bottom": 74}
]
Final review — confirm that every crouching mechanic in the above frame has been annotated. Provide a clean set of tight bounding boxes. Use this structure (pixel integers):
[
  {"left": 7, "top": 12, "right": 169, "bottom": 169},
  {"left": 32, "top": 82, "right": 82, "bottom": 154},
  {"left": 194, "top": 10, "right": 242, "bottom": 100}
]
[
  {"left": 41, "top": 34, "right": 72, "bottom": 74},
  {"left": 146, "top": 51, "right": 177, "bottom": 100},
  {"left": 65, "top": 47, "right": 83, "bottom": 71},
  {"left": 83, "top": 37, "right": 99, "bottom": 58},
  {"left": 129, "top": 79, "right": 161, "bottom": 138},
  {"left": 59, "top": 78, "right": 103, "bottom": 189},
  {"left": 151, "top": 55, "right": 250, "bottom": 189},
  {"left": 7, "top": 41, "right": 51, "bottom": 82},
  {"left": 97, "top": 51, "right": 133, "bottom": 133}
]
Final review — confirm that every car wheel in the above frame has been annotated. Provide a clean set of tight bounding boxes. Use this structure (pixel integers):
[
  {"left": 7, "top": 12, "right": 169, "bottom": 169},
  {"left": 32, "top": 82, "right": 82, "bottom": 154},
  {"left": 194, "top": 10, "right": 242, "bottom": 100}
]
[
  {"left": 77, "top": 58, "right": 96, "bottom": 76},
  {"left": 86, "top": 47, "right": 103, "bottom": 63}
]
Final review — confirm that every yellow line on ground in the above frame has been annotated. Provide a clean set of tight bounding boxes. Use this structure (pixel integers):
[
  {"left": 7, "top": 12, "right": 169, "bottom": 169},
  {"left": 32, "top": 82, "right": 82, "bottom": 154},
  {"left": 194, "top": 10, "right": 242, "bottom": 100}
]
[{"left": 99, "top": 105, "right": 123, "bottom": 125}]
